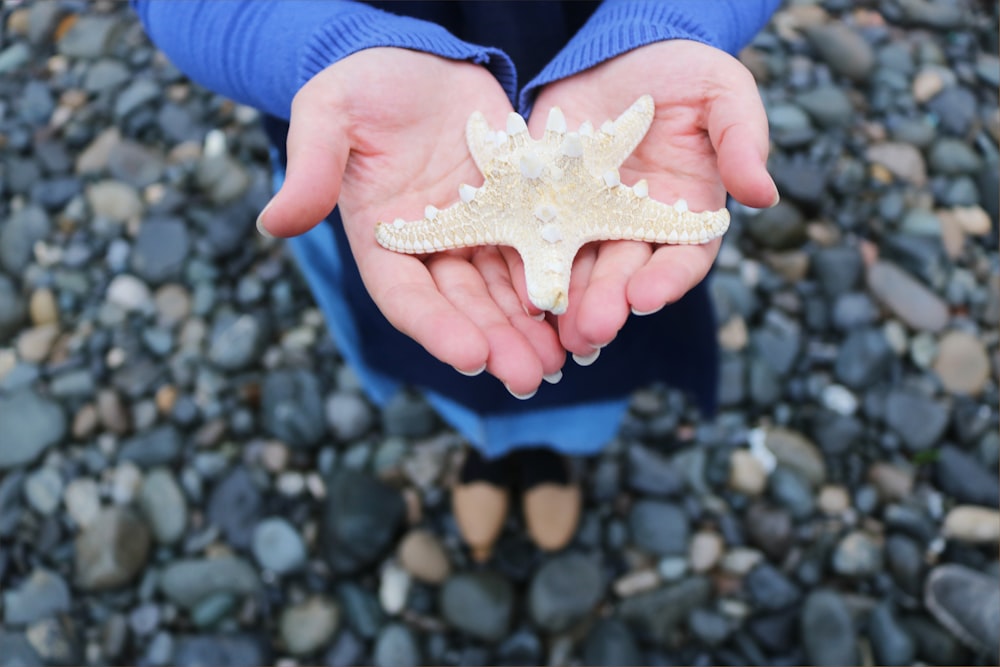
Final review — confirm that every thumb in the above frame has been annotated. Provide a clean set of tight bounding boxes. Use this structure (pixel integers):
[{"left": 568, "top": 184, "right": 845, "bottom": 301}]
[
  {"left": 707, "top": 78, "right": 780, "bottom": 210},
  {"left": 257, "top": 100, "right": 349, "bottom": 238}
]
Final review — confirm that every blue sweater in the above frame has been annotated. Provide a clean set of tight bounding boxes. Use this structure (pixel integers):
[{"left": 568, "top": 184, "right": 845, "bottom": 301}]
[
  {"left": 130, "top": 1, "right": 779, "bottom": 447},
  {"left": 131, "top": 0, "right": 778, "bottom": 118}
]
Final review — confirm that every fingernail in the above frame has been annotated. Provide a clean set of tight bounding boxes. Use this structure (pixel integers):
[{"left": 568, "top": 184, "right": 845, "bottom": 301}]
[
  {"left": 769, "top": 190, "right": 781, "bottom": 208},
  {"left": 455, "top": 363, "right": 487, "bottom": 377},
  {"left": 505, "top": 383, "right": 537, "bottom": 400},
  {"left": 542, "top": 370, "right": 562, "bottom": 384},
  {"left": 256, "top": 202, "right": 274, "bottom": 238},
  {"left": 572, "top": 348, "right": 600, "bottom": 366},
  {"left": 523, "top": 304, "right": 545, "bottom": 321},
  {"left": 631, "top": 304, "right": 664, "bottom": 316}
]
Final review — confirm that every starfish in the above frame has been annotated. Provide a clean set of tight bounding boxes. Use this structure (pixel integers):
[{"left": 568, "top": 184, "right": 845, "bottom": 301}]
[{"left": 374, "top": 95, "right": 730, "bottom": 314}]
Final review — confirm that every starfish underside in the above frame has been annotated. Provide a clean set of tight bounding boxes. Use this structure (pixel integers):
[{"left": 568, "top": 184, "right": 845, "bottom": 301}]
[{"left": 374, "top": 95, "right": 730, "bottom": 314}]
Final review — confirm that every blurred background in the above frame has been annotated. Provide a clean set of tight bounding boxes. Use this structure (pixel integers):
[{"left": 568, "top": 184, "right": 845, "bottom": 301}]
[{"left": 0, "top": 0, "right": 997, "bottom": 665}]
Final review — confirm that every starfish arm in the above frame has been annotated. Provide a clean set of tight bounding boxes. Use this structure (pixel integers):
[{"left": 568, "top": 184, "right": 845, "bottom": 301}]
[
  {"left": 577, "top": 183, "right": 730, "bottom": 246},
  {"left": 466, "top": 111, "right": 501, "bottom": 173},
  {"left": 582, "top": 95, "right": 655, "bottom": 175},
  {"left": 374, "top": 196, "right": 502, "bottom": 254}
]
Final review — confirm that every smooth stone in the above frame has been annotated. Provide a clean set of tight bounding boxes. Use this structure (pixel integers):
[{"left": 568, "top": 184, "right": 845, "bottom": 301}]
[
  {"left": 208, "top": 312, "right": 264, "bottom": 372},
  {"left": 105, "top": 274, "right": 152, "bottom": 313},
  {"left": 252, "top": 517, "right": 306, "bottom": 574},
  {"left": 0, "top": 42, "right": 30, "bottom": 73},
  {"left": 626, "top": 443, "right": 685, "bottom": 496},
  {"left": 83, "top": 59, "right": 131, "bottom": 93},
  {"left": 2, "top": 568, "right": 71, "bottom": 625},
  {"left": 497, "top": 629, "right": 543, "bottom": 666},
  {"left": 108, "top": 140, "right": 165, "bottom": 188},
  {"left": 528, "top": 552, "right": 603, "bottom": 632},
  {"left": 745, "top": 563, "right": 801, "bottom": 611},
  {"left": 794, "top": 85, "right": 853, "bottom": 128},
  {"left": 0, "top": 275, "right": 27, "bottom": 343},
  {"left": 57, "top": 15, "right": 121, "bottom": 58},
  {"left": 325, "top": 391, "right": 375, "bottom": 441},
  {"left": 812, "top": 245, "right": 863, "bottom": 297},
  {"left": 397, "top": 528, "right": 451, "bottom": 584},
  {"left": 75, "top": 507, "right": 151, "bottom": 591},
  {"left": 768, "top": 466, "right": 815, "bottom": 519},
  {"left": 118, "top": 425, "right": 182, "bottom": 468},
  {"left": 63, "top": 477, "right": 101, "bottom": 528},
  {"left": 866, "top": 142, "right": 927, "bottom": 186},
  {"left": 131, "top": 217, "right": 190, "bottom": 284},
  {"left": 0, "top": 390, "right": 66, "bottom": 469},
  {"left": 618, "top": 577, "right": 711, "bottom": 645},
  {"left": 935, "top": 445, "right": 999, "bottom": 507},
  {"left": 136, "top": 468, "right": 186, "bottom": 545},
  {"left": 439, "top": 571, "right": 514, "bottom": 642},
  {"left": 207, "top": 466, "right": 262, "bottom": 549},
  {"left": 27, "top": 288, "right": 57, "bottom": 327},
  {"left": 883, "top": 389, "right": 949, "bottom": 452},
  {"left": 868, "top": 463, "right": 914, "bottom": 503},
  {"left": 262, "top": 370, "right": 326, "bottom": 448},
  {"left": 0, "top": 631, "right": 43, "bottom": 666},
  {"left": 113, "top": 79, "right": 162, "bottom": 120},
  {"left": 805, "top": 22, "right": 874, "bottom": 80},
  {"left": 159, "top": 556, "right": 260, "bottom": 609},
  {"left": 336, "top": 581, "right": 384, "bottom": 640},
  {"left": 942, "top": 506, "right": 1000, "bottom": 543},
  {"left": 925, "top": 86, "right": 978, "bottom": 136},
  {"left": 929, "top": 138, "right": 983, "bottom": 175},
  {"left": 886, "top": 534, "right": 924, "bottom": 599},
  {"left": 870, "top": 601, "right": 916, "bottom": 666},
  {"left": 25, "top": 616, "right": 80, "bottom": 665},
  {"left": 832, "top": 530, "right": 883, "bottom": 577},
  {"left": 745, "top": 201, "right": 808, "bottom": 250},
  {"left": 629, "top": 499, "right": 689, "bottom": 556},
  {"left": 688, "top": 608, "right": 732, "bottom": 646},
  {"left": 373, "top": 623, "right": 421, "bottom": 667},
  {"left": 767, "top": 103, "right": 816, "bottom": 146},
  {"left": 1, "top": 206, "right": 50, "bottom": 275},
  {"left": 934, "top": 330, "right": 990, "bottom": 395},
  {"left": 280, "top": 596, "right": 340, "bottom": 656},
  {"left": 897, "top": 0, "right": 967, "bottom": 28},
  {"left": 172, "top": 635, "right": 268, "bottom": 667},
  {"left": 381, "top": 391, "right": 438, "bottom": 438},
  {"left": 23, "top": 467, "right": 63, "bottom": 515},
  {"left": 86, "top": 180, "right": 144, "bottom": 223},
  {"left": 581, "top": 618, "right": 642, "bottom": 667},
  {"left": 195, "top": 154, "right": 252, "bottom": 204},
  {"left": 762, "top": 428, "right": 825, "bottom": 486},
  {"left": 744, "top": 502, "right": 793, "bottom": 561},
  {"left": 379, "top": 561, "right": 411, "bottom": 615},
  {"left": 324, "top": 628, "right": 365, "bottom": 667},
  {"left": 835, "top": 327, "right": 894, "bottom": 388},
  {"left": 901, "top": 613, "right": 970, "bottom": 666},
  {"left": 802, "top": 590, "right": 860, "bottom": 665},
  {"left": 321, "top": 468, "right": 405, "bottom": 574},
  {"left": 729, "top": 448, "right": 767, "bottom": 497},
  {"left": 689, "top": 530, "right": 724, "bottom": 573}
]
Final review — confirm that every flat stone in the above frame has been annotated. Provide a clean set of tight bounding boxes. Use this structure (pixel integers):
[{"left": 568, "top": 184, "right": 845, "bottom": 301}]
[
  {"left": 867, "top": 260, "right": 949, "bottom": 332},
  {"left": 0, "top": 275, "right": 27, "bottom": 344},
  {"left": 138, "top": 468, "right": 187, "bottom": 544},
  {"left": 934, "top": 330, "right": 990, "bottom": 396},
  {"left": 883, "top": 389, "right": 949, "bottom": 452},
  {"left": 280, "top": 596, "right": 339, "bottom": 656},
  {"left": 75, "top": 507, "right": 151, "bottom": 591},
  {"left": 105, "top": 274, "right": 152, "bottom": 313},
  {"left": 207, "top": 467, "right": 262, "bottom": 549},
  {"left": 373, "top": 623, "right": 420, "bottom": 667},
  {"left": 118, "top": 425, "right": 182, "bottom": 468},
  {"left": 3, "top": 568, "right": 71, "bottom": 625},
  {"left": 934, "top": 445, "right": 1000, "bottom": 511},
  {"left": 689, "top": 530, "right": 724, "bottom": 573},
  {"left": 76, "top": 127, "right": 121, "bottom": 173},
  {"left": 439, "top": 571, "right": 514, "bottom": 642},
  {"left": 57, "top": 15, "right": 122, "bottom": 58},
  {"left": 159, "top": 556, "right": 260, "bottom": 609},
  {"left": 831, "top": 530, "right": 883, "bottom": 577},
  {"left": 629, "top": 499, "right": 689, "bottom": 556},
  {"left": 131, "top": 217, "right": 190, "bottom": 284},
  {"left": 870, "top": 601, "right": 916, "bottom": 667},
  {"left": 868, "top": 463, "right": 914, "bottom": 503},
  {"left": 262, "top": 370, "right": 326, "bottom": 448},
  {"left": 581, "top": 618, "right": 641, "bottom": 666},
  {"left": 528, "top": 552, "right": 603, "bottom": 633},
  {"left": 397, "top": 528, "right": 451, "bottom": 584},
  {"left": 252, "top": 517, "right": 306, "bottom": 574},
  {"left": 320, "top": 468, "right": 404, "bottom": 574},
  {"left": 802, "top": 590, "right": 859, "bottom": 665},
  {"left": 0, "top": 390, "right": 66, "bottom": 469},
  {"left": 172, "top": 635, "right": 267, "bottom": 667},
  {"left": 23, "top": 467, "right": 63, "bottom": 515},
  {"left": 618, "top": 577, "right": 711, "bottom": 645},
  {"left": 805, "top": 22, "right": 874, "bottom": 81},
  {"left": 763, "top": 428, "right": 825, "bottom": 486},
  {"left": 1, "top": 206, "right": 50, "bottom": 275},
  {"left": 86, "top": 180, "right": 143, "bottom": 222},
  {"left": 745, "top": 502, "right": 793, "bottom": 561},
  {"left": 866, "top": 142, "right": 927, "bottom": 186},
  {"left": 942, "top": 506, "right": 1000, "bottom": 543},
  {"left": 745, "top": 201, "right": 808, "bottom": 250}
]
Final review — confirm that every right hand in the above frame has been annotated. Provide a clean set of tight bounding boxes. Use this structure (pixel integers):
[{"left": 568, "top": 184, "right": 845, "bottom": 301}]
[{"left": 257, "top": 48, "right": 565, "bottom": 397}]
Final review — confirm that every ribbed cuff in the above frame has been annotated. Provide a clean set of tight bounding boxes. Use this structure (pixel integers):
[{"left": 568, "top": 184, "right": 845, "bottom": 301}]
[
  {"left": 298, "top": 4, "right": 518, "bottom": 104},
  {"left": 519, "top": 0, "right": 778, "bottom": 113}
]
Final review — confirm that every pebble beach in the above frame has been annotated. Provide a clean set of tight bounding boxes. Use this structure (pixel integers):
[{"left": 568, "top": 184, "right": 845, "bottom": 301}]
[{"left": 0, "top": 0, "right": 998, "bottom": 665}]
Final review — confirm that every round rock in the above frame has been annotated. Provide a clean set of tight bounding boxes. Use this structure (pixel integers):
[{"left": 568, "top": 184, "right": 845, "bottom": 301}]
[
  {"left": 280, "top": 596, "right": 340, "bottom": 656},
  {"left": 439, "top": 571, "right": 514, "bottom": 642},
  {"left": 75, "top": 507, "right": 151, "bottom": 591},
  {"left": 0, "top": 390, "right": 66, "bottom": 469},
  {"left": 252, "top": 517, "right": 307, "bottom": 574},
  {"left": 528, "top": 552, "right": 603, "bottom": 633}
]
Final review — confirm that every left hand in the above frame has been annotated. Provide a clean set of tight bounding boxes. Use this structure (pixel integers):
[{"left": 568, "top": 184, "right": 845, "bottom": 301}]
[{"left": 519, "top": 40, "right": 779, "bottom": 360}]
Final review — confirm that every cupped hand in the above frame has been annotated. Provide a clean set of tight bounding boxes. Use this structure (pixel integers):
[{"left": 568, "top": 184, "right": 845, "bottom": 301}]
[
  {"left": 523, "top": 40, "right": 779, "bottom": 359},
  {"left": 257, "top": 48, "right": 565, "bottom": 397}
]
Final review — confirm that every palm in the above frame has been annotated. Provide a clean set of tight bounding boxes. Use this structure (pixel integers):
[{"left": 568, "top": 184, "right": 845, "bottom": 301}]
[
  {"left": 261, "top": 49, "right": 566, "bottom": 396},
  {"left": 526, "top": 40, "right": 778, "bottom": 357}
]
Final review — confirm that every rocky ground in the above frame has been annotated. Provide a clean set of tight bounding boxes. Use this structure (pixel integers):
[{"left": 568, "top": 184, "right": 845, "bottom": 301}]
[{"left": 0, "top": 0, "right": 998, "bottom": 665}]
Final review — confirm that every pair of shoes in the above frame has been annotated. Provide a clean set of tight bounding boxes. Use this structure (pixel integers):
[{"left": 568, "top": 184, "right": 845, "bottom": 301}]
[
  {"left": 451, "top": 447, "right": 581, "bottom": 562},
  {"left": 924, "top": 563, "right": 1000, "bottom": 662}
]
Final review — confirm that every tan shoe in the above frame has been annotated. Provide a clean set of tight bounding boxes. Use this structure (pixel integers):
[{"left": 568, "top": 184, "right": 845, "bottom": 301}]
[
  {"left": 452, "top": 481, "right": 509, "bottom": 562},
  {"left": 451, "top": 448, "right": 513, "bottom": 562},
  {"left": 522, "top": 481, "right": 581, "bottom": 552},
  {"left": 514, "top": 448, "right": 581, "bottom": 552}
]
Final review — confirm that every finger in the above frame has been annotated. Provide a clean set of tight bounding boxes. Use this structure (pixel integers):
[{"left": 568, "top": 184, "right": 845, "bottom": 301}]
[
  {"left": 473, "top": 249, "right": 566, "bottom": 380},
  {"left": 626, "top": 239, "right": 721, "bottom": 314},
  {"left": 427, "top": 253, "right": 545, "bottom": 398},
  {"left": 258, "top": 94, "right": 350, "bottom": 238},
  {"left": 354, "top": 246, "right": 491, "bottom": 373},
  {"left": 574, "top": 240, "right": 651, "bottom": 346},
  {"left": 556, "top": 244, "right": 603, "bottom": 361},
  {"left": 707, "top": 75, "right": 779, "bottom": 209}
]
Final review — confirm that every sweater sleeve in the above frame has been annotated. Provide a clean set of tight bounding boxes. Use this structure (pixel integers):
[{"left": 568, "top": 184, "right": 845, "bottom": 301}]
[
  {"left": 130, "top": 0, "right": 517, "bottom": 120},
  {"left": 518, "top": 0, "right": 781, "bottom": 112}
]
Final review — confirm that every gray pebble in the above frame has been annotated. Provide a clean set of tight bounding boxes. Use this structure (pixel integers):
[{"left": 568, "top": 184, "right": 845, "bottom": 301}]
[{"left": 251, "top": 517, "right": 306, "bottom": 574}]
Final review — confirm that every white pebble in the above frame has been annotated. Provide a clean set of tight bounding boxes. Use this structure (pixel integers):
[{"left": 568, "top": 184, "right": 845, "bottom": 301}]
[{"left": 64, "top": 477, "right": 102, "bottom": 528}]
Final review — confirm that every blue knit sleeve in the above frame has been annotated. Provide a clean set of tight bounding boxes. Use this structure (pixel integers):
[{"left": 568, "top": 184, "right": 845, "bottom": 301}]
[
  {"left": 518, "top": 0, "right": 781, "bottom": 112},
  {"left": 130, "top": 0, "right": 517, "bottom": 120}
]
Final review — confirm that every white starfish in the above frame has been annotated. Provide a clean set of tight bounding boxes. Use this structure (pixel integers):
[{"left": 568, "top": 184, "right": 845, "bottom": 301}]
[{"left": 374, "top": 95, "right": 730, "bottom": 314}]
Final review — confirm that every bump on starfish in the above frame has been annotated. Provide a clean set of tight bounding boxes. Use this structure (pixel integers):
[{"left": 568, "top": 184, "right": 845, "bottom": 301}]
[{"left": 374, "top": 95, "right": 730, "bottom": 314}]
